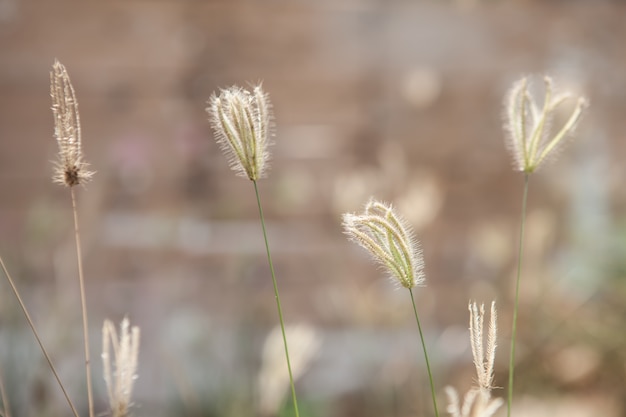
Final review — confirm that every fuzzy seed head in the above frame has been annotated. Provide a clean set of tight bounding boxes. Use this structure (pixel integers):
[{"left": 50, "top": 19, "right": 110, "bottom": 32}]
[
  {"left": 102, "top": 317, "right": 141, "bottom": 417},
  {"left": 445, "top": 301, "right": 502, "bottom": 417},
  {"left": 504, "top": 75, "right": 588, "bottom": 173},
  {"left": 469, "top": 301, "right": 497, "bottom": 395},
  {"left": 342, "top": 199, "right": 424, "bottom": 289},
  {"left": 50, "top": 59, "right": 94, "bottom": 186},
  {"left": 207, "top": 84, "right": 273, "bottom": 181}
]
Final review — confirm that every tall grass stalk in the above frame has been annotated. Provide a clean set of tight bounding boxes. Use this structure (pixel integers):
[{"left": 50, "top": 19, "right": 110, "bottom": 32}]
[
  {"left": 0, "top": 256, "right": 80, "bottom": 417},
  {"left": 70, "top": 188, "right": 94, "bottom": 417},
  {"left": 50, "top": 60, "right": 95, "bottom": 417},
  {"left": 253, "top": 181, "right": 300, "bottom": 417},
  {"left": 342, "top": 199, "right": 439, "bottom": 417},
  {"left": 502, "top": 75, "right": 587, "bottom": 416},
  {"left": 409, "top": 289, "right": 439, "bottom": 417},
  {"left": 207, "top": 84, "right": 300, "bottom": 417},
  {"left": 507, "top": 174, "right": 528, "bottom": 417}
]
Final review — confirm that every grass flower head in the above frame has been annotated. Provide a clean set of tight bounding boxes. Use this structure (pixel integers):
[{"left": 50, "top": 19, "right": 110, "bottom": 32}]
[
  {"left": 50, "top": 59, "right": 94, "bottom": 186},
  {"left": 445, "top": 301, "right": 502, "bottom": 417},
  {"left": 207, "top": 84, "right": 273, "bottom": 181},
  {"left": 342, "top": 199, "right": 424, "bottom": 289},
  {"left": 504, "top": 75, "right": 588, "bottom": 173},
  {"left": 102, "top": 317, "right": 141, "bottom": 417}
]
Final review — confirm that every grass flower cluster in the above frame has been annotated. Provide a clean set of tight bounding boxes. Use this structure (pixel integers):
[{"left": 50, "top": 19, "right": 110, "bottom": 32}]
[
  {"left": 50, "top": 59, "right": 94, "bottom": 187},
  {"left": 445, "top": 302, "right": 502, "bottom": 417},
  {"left": 342, "top": 199, "right": 424, "bottom": 289},
  {"left": 504, "top": 76, "right": 587, "bottom": 174},
  {"left": 207, "top": 84, "right": 272, "bottom": 181},
  {"left": 0, "top": 61, "right": 589, "bottom": 417},
  {"left": 468, "top": 302, "right": 497, "bottom": 398},
  {"left": 102, "top": 318, "right": 141, "bottom": 417}
]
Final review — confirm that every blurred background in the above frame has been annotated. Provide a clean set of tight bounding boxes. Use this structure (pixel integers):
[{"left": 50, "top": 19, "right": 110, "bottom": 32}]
[{"left": 1, "top": 0, "right": 626, "bottom": 416}]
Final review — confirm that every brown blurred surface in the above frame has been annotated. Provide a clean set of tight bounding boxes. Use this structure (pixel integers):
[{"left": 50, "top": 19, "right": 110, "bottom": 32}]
[{"left": 1, "top": 0, "right": 626, "bottom": 416}]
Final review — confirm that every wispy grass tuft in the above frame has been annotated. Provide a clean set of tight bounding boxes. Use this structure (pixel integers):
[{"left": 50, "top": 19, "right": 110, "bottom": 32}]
[
  {"left": 445, "top": 301, "right": 502, "bottom": 417},
  {"left": 343, "top": 199, "right": 439, "bottom": 417},
  {"left": 504, "top": 75, "right": 587, "bottom": 174},
  {"left": 502, "top": 75, "right": 587, "bottom": 417},
  {"left": 50, "top": 59, "right": 94, "bottom": 187},
  {"left": 50, "top": 59, "right": 95, "bottom": 417},
  {"left": 102, "top": 317, "right": 141, "bottom": 417},
  {"left": 207, "top": 84, "right": 272, "bottom": 181},
  {"left": 207, "top": 84, "right": 301, "bottom": 417}
]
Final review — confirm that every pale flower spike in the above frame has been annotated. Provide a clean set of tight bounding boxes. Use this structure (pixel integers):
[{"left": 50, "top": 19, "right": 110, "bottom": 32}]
[
  {"left": 445, "top": 302, "right": 502, "bottom": 417},
  {"left": 504, "top": 76, "right": 588, "bottom": 173},
  {"left": 102, "top": 317, "right": 141, "bottom": 417},
  {"left": 342, "top": 199, "right": 424, "bottom": 289},
  {"left": 50, "top": 60, "right": 94, "bottom": 186},
  {"left": 207, "top": 84, "right": 273, "bottom": 181}
]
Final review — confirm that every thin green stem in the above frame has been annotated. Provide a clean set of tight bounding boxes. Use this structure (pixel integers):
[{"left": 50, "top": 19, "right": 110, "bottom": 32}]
[
  {"left": 0, "top": 255, "right": 81, "bottom": 417},
  {"left": 70, "top": 188, "right": 94, "bottom": 417},
  {"left": 508, "top": 173, "right": 529, "bottom": 417},
  {"left": 409, "top": 288, "right": 439, "bottom": 417},
  {"left": 253, "top": 180, "right": 300, "bottom": 417}
]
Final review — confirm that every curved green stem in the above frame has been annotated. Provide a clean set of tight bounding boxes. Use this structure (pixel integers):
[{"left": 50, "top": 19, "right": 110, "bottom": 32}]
[
  {"left": 253, "top": 180, "right": 300, "bottom": 417},
  {"left": 508, "top": 173, "right": 529, "bottom": 417},
  {"left": 409, "top": 288, "right": 439, "bottom": 417}
]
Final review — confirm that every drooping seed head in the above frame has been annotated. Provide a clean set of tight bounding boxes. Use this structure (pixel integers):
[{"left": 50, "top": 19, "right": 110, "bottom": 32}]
[
  {"left": 504, "top": 75, "right": 588, "bottom": 173},
  {"left": 342, "top": 199, "right": 424, "bottom": 289},
  {"left": 50, "top": 59, "right": 94, "bottom": 186},
  {"left": 207, "top": 84, "right": 273, "bottom": 181},
  {"left": 102, "top": 317, "right": 141, "bottom": 417}
]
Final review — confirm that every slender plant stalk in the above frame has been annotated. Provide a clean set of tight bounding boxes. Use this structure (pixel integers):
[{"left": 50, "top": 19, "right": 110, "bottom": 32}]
[
  {"left": 507, "top": 173, "right": 529, "bottom": 417},
  {"left": 70, "top": 188, "right": 94, "bottom": 417},
  {"left": 252, "top": 180, "right": 300, "bottom": 417},
  {"left": 409, "top": 288, "right": 439, "bottom": 417},
  {"left": 0, "top": 256, "right": 80, "bottom": 417},
  {"left": 0, "top": 359, "right": 10, "bottom": 417}
]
